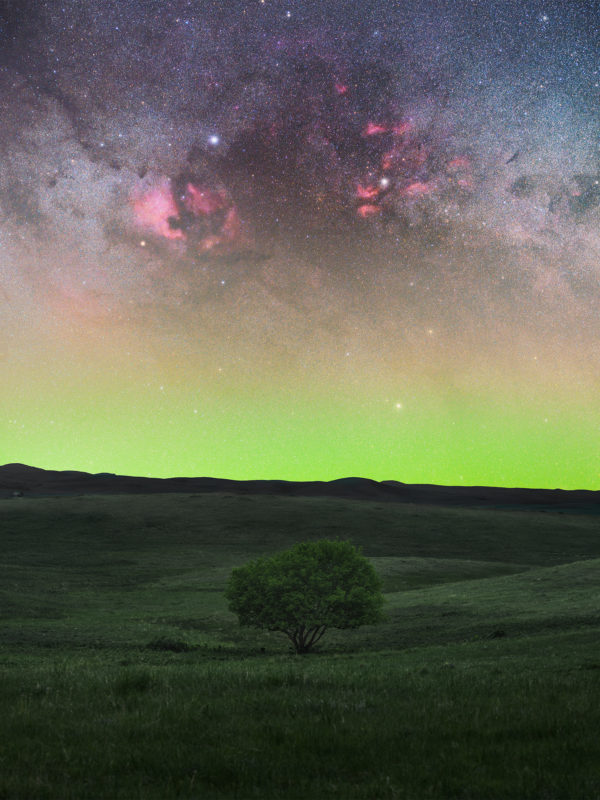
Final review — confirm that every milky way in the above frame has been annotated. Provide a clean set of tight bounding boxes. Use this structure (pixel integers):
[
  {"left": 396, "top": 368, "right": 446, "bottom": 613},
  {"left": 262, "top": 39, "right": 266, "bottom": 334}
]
[{"left": 1, "top": 0, "right": 599, "bottom": 487}]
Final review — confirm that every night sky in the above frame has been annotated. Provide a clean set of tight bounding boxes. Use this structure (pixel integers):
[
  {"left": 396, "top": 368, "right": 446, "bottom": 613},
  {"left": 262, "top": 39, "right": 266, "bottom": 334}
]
[{"left": 1, "top": 0, "right": 599, "bottom": 487}]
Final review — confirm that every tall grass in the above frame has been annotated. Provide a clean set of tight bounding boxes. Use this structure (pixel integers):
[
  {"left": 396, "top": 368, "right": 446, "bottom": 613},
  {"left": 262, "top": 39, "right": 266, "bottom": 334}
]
[{"left": 1, "top": 649, "right": 599, "bottom": 799}]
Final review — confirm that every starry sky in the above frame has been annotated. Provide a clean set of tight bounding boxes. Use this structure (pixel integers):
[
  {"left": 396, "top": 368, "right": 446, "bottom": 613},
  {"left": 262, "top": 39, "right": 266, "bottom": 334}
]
[{"left": 1, "top": 0, "right": 599, "bottom": 488}]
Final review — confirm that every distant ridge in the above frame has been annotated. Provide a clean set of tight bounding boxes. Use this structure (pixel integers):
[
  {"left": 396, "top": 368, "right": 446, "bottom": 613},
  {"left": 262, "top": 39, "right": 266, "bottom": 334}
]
[{"left": 1, "top": 463, "right": 599, "bottom": 511}]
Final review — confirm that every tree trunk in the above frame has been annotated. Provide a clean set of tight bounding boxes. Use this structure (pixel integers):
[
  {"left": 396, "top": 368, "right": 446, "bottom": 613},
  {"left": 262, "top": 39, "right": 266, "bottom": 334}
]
[{"left": 287, "top": 625, "right": 327, "bottom": 654}]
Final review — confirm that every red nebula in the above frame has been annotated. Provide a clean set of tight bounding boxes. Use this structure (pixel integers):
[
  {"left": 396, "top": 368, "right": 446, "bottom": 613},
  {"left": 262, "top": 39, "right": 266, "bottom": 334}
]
[
  {"left": 445, "top": 157, "right": 474, "bottom": 191},
  {"left": 182, "top": 183, "right": 228, "bottom": 216},
  {"left": 132, "top": 175, "right": 248, "bottom": 255},
  {"left": 221, "top": 207, "right": 242, "bottom": 240},
  {"left": 197, "top": 234, "right": 221, "bottom": 252},
  {"left": 381, "top": 151, "right": 395, "bottom": 171},
  {"left": 357, "top": 203, "right": 381, "bottom": 217},
  {"left": 363, "top": 122, "right": 388, "bottom": 136},
  {"left": 401, "top": 181, "right": 435, "bottom": 197},
  {"left": 131, "top": 181, "right": 185, "bottom": 240},
  {"left": 447, "top": 156, "right": 471, "bottom": 171},
  {"left": 356, "top": 183, "right": 380, "bottom": 199},
  {"left": 335, "top": 82, "right": 349, "bottom": 95}
]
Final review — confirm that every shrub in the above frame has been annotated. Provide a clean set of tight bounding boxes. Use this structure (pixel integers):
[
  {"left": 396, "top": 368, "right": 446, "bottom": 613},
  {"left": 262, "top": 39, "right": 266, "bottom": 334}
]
[{"left": 225, "top": 540, "right": 384, "bottom": 654}]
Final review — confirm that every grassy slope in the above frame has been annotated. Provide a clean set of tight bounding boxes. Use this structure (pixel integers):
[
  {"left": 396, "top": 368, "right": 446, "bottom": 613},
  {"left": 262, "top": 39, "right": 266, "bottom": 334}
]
[{"left": 0, "top": 493, "right": 599, "bottom": 798}]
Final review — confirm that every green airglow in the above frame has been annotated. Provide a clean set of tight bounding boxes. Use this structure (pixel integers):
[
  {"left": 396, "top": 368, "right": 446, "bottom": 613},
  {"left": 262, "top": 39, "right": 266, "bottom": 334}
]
[{"left": 4, "top": 365, "right": 598, "bottom": 489}]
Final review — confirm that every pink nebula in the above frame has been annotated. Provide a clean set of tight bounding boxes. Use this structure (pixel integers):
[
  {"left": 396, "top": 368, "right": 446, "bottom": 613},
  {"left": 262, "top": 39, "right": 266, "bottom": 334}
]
[
  {"left": 357, "top": 203, "right": 381, "bottom": 217},
  {"left": 363, "top": 122, "right": 388, "bottom": 136},
  {"left": 447, "top": 156, "right": 471, "bottom": 171},
  {"left": 183, "top": 184, "right": 228, "bottom": 216},
  {"left": 356, "top": 183, "right": 380, "bottom": 199},
  {"left": 131, "top": 181, "right": 185, "bottom": 240},
  {"left": 401, "top": 181, "right": 435, "bottom": 197}
]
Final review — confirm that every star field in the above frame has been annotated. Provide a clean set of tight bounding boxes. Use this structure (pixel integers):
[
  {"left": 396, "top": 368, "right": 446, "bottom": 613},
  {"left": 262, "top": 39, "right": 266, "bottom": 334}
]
[{"left": 1, "top": 0, "right": 599, "bottom": 487}]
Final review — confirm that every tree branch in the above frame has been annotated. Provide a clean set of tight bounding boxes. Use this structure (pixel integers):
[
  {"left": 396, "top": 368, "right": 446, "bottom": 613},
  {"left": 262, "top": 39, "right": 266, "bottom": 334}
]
[
  {"left": 305, "top": 624, "right": 327, "bottom": 650},
  {"left": 312, "top": 625, "right": 327, "bottom": 645}
]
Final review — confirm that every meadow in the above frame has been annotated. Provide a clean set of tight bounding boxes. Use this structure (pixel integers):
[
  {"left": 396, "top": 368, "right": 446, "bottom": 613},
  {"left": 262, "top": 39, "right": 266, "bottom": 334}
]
[{"left": 0, "top": 492, "right": 599, "bottom": 799}]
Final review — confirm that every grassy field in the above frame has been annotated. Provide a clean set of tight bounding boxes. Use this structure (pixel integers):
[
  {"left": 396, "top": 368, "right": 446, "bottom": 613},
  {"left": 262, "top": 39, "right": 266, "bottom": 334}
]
[{"left": 0, "top": 492, "right": 599, "bottom": 798}]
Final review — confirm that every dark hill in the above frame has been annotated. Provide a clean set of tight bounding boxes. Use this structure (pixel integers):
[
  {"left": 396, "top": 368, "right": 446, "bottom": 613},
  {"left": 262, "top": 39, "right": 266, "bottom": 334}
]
[{"left": 1, "top": 463, "right": 599, "bottom": 511}]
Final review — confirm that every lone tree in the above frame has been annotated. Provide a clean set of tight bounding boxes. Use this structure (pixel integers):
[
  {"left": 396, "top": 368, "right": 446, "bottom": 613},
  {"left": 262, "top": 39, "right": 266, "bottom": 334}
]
[{"left": 225, "top": 539, "right": 384, "bottom": 654}]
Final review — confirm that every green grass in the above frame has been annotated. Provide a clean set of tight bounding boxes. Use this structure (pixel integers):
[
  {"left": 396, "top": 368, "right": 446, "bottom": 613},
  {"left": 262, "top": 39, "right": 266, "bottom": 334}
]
[{"left": 0, "top": 493, "right": 599, "bottom": 798}]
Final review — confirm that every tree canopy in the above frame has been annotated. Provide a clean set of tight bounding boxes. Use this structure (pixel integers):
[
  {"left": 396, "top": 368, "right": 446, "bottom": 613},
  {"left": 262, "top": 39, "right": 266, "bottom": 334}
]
[{"left": 225, "top": 539, "right": 384, "bottom": 654}]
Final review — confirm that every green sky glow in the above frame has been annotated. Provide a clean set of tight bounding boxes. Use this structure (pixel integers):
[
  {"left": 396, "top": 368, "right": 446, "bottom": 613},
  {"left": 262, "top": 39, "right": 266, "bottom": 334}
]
[{"left": 5, "top": 328, "right": 599, "bottom": 488}]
